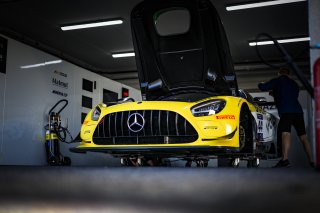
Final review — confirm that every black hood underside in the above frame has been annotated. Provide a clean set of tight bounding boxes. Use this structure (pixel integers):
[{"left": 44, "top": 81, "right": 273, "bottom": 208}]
[{"left": 131, "top": 0, "right": 239, "bottom": 100}]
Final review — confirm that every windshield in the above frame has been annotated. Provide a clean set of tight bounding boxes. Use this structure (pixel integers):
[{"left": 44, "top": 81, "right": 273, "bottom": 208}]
[{"left": 159, "top": 90, "right": 219, "bottom": 102}]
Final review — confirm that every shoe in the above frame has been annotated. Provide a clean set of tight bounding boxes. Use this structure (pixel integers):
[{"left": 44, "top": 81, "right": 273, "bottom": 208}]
[
  {"left": 273, "top": 159, "right": 291, "bottom": 168},
  {"left": 309, "top": 162, "right": 315, "bottom": 168}
]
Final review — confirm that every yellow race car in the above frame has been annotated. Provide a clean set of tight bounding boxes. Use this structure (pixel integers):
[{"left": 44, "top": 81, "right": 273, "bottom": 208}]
[{"left": 71, "top": 0, "right": 279, "bottom": 166}]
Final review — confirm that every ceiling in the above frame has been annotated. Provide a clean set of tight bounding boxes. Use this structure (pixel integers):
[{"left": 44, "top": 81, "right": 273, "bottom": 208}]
[{"left": 0, "top": 0, "right": 310, "bottom": 91}]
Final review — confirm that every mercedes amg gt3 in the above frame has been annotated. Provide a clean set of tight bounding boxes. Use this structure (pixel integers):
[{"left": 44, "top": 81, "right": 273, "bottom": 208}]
[{"left": 71, "top": 0, "right": 279, "bottom": 167}]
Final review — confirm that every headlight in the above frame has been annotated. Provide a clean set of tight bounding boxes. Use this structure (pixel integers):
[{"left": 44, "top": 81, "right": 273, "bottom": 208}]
[
  {"left": 191, "top": 99, "right": 226, "bottom": 117},
  {"left": 91, "top": 106, "right": 101, "bottom": 121}
]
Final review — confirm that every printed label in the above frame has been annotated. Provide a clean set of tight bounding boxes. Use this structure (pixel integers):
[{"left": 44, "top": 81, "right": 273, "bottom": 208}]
[
  {"left": 52, "top": 78, "right": 68, "bottom": 89},
  {"left": 52, "top": 90, "right": 68, "bottom": 97},
  {"left": 54, "top": 70, "right": 67, "bottom": 78},
  {"left": 216, "top": 115, "right": 235, "bottom": 119}
]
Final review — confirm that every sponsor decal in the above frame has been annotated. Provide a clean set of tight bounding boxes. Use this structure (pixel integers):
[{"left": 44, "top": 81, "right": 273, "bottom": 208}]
[
  {"left": 84, "top": 124, "right": 96, "bottom": 127},
  {"left": 216, "top": 115, "right": 235, "bottom": 119},
  {"left": 256, "top": 107, "right": 267, "bottom": 113},
  {"left": 52, "top": 90, "right": 68, "bottom": 97},
  {"left": 258, "top": 120, "right": 263, "bottom": 132},
  {"left": 204, "top": 126, "right": 218, "bottom": 130},
  {"left": 52, "top": 77, "right": 68, "bottom": 89},
  {"left": 262, "top": 105, "right": 276, "bottom": 110},
  {"left": 266, "top": 117, "right": 274, "bottom": 133},
  {"left": 54, "top": 70, "right": 67, "bottom": 78},
  {"left": 257, "top": 133, "right": 263, "bottom": 141},
  {"left": 257, "top": 113, "right": 263, "bottom": 120}
]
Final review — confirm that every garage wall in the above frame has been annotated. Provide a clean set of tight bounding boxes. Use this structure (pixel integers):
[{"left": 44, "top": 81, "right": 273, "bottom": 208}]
[
  {"left": 0, "top": 35, "right": 141, "bottom": 166},
  {"left": 0, "top": 73, "right": 5, "bottom": 163}
]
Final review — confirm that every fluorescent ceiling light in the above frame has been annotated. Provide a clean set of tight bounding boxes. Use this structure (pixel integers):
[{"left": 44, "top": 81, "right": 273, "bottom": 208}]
[
  {"left": 61, "top": 19, "right": 123, "bottom": 31},
  {"left": 226, "top": 0, "right": 306, "bottom": 11},
  {"left": 112, "top": 52, "right": 135, "bottom": 58},
  {"left": 249, "top": 37, "right": 310, "bottom": 46},
  {"left": 21, "top": 60, "right": 62, "bottom": 69}
]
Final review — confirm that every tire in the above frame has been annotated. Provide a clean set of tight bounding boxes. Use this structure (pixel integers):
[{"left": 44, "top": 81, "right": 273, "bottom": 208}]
[
  {"left": 48, "top": 156, "right": 60, "bottom": 166},
  {"left": 63, "top": 156, "right": 72, "bottom": 166},
  {"left": 161, "top": 158, "right": 172, "bottom": 167},
  {"left": 239, "top": 106, "right": 254, "bottom": 153},
  {"left": 185, "top": 160, "right": 192, "bottom": 167}
]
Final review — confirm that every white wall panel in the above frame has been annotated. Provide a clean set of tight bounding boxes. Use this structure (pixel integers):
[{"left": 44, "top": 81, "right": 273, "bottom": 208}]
[
  {"left": 0, "top": 35, "right": 141, "bottom": 165},
  {"left": 0, "top": 73, "right": 5, "bottom": 162}
]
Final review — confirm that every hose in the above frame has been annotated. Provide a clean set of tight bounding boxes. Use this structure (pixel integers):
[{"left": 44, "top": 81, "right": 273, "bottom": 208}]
[
  {"left": 255, "top": 33, "right": 314, "bottom": 98},
  {"left": 44, "top": 124, "right": 76, "bottom": 144},
  {"left": 255, "top": 33, "right": 288, "bottom": 69}
]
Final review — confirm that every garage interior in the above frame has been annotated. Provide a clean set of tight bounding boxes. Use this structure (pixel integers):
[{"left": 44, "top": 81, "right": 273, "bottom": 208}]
[
  {"left": 0, "top": 0, "right": 320, "bottom": 212},
  {"left": 0, "top": 0, "right": 313, "bottom": 90}
]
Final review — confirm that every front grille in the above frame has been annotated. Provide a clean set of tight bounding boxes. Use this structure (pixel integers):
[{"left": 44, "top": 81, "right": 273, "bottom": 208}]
[{"left": 93, "top": 110, "right": 198, "bottom": 145}]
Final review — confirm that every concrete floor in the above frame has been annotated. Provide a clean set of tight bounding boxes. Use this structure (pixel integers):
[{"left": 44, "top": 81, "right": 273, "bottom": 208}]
[{"left": 0, "top": 166, "right": 319, "bottom": 213}]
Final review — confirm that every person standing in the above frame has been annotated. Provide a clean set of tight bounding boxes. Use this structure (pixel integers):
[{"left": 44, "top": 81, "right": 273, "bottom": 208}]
[{"left": 258, "top": 67, "right": 314, "bottom": 168}]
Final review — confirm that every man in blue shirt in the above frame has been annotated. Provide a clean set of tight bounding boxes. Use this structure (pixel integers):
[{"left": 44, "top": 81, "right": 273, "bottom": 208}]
[{"left": 258, "top": 67, "right": 314, "bottom": 168}]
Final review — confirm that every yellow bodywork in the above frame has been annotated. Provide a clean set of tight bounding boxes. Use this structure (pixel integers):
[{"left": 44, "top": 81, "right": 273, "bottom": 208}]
[{"left": 77, "top": 96, "right": 258, "bottom": 151}]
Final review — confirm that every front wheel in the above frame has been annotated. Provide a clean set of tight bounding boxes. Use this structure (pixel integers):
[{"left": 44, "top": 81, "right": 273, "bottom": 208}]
[{"left": 239, "top": 106, "right": 254, "bottom": 153}]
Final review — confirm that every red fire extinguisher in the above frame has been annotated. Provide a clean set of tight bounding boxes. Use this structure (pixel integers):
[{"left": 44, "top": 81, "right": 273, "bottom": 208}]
[{"left": 314, "top": 58, "right": 320, "bottom": 168}]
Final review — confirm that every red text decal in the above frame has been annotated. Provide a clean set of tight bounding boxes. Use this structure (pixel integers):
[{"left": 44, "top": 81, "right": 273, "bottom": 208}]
[{"left": 216, "top": 115, "right": 235, "bottom": 119}]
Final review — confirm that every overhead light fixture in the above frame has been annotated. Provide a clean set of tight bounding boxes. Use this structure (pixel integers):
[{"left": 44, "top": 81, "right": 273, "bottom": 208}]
[
  {"left": 249, "top": 37, "right": 310, "bottom": 46},
  {"left": 226, "top": 0, "right": 307, "bottom": 11},
  {"left": 61, "top": 19, "right": 123, "bottom": 31},
  {"left": 21, "top": 60, "right": 62, "bottom": 69},
  {"left": 112, "top": 52, "right": 135, "bottom": 58}
]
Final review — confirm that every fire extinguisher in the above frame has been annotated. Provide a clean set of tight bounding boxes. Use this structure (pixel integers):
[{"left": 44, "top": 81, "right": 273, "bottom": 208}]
[
  {"left": 45, "top": 99, "right": 72, "bottom": 166},
  {"left": 314, "top": 58, "right": 320, "bottom": 168}
]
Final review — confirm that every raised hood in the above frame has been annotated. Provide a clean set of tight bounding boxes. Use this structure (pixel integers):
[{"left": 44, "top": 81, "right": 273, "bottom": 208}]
[{"left": 131, "top": 0, "right": 238, "bottom": 100}]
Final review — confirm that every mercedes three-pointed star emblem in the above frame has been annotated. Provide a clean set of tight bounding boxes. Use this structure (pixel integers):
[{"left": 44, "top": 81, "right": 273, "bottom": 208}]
[{"left": 127, "top": 112, "right": 145, "bottom": 133}]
